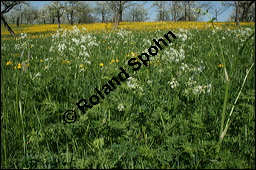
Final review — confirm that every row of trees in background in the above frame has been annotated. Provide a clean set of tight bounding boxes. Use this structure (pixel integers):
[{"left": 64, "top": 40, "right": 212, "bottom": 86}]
[{"left": 1, "top": 1, "right": 255, "bottom": 36}]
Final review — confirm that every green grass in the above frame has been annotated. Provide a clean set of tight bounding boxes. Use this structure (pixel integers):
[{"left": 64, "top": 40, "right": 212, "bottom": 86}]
[{"left": 1, "top": 26, "right": 255, "bottom": 169}]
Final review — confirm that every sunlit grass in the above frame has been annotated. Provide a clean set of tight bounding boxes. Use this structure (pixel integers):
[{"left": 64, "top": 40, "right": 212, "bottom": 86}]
[{"left": 1, "top": 22, "right": 255, "bottom": 169}]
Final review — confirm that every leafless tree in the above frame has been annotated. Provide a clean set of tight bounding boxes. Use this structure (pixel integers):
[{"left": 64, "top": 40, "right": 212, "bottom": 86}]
[
  {"left": 170, "top": 1, "right": 182, "bottom": 21},
  {"left": 125, "top": 4, "right": 148, "bottom": 22},
  {"left": 1, "top": 1, "right": 21, "bottom": 36},
  {"left": 240, "top": 1, "right": 254, "bottom": 22},
  {"left": 182, "top": 1, "right": 196, "bottom": 21},
  {"left": 23, "top": 5, "right": 38, "bottom": 24},
  {"left": 107, "top": 1, "right": 134, "bottom": 29},
  {"left": 209, "top": 4, "right": 228, "bottom": 22},
  {"left": 48, "top": 1, "right": 64, "bottom": 28},
  {"left": 223, "top": 1, "right": 254, "bottom": 25},
  {"left": 151, "top": 1, "right": 170, "bottom": 21},
  {"left": 95, "top": 1, "right": 112, "bottom": 23}
]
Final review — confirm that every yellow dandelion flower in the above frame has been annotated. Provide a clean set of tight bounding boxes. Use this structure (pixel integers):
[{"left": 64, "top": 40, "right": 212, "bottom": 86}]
[
  {"left": 6, "top": 61, "right": 12, "bottom": 65},
  {"left": 67, "top": 61, "right": 70, "bottom": 63},
  {"left": 109, "top": 62, "right": 112, "bottom": 64},
  {"left": 100, "top": 63, "right": 104, "bottom": 67},
  {"left": 80, "top": 64, "right": 84, "bottom": 67},
  {"left": 115, "top": 59, "right": 119, "bottom": 62},
  {"left": 111, "top": 59, "right": 115, "bottom": 62},
  {"left": 14, "top": 66, "right": 17, "bottom": 69},
  {"left": 17, "top": 65, "right": 22, "bottom": 69},
  {"left": 131, "top": 52, "right": 135, "bottom": 55},
  {"left": 219, "top": 64, "right": 224, "bottom": 68},
  {"left": 18, "top": 63, "right": 22, "bottom": 66},
  {"left": 40, "top": 60, "right": 43, "bottom": 62},
  {"left": 126, "top": 54, "right": 130, "bottom": 57},
  {"left": 156, "top": 60, "right": 160, "bottom": 63}
]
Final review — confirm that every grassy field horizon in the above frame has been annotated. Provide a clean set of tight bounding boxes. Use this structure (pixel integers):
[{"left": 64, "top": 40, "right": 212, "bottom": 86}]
[{"left": 1, "top": 21, "right": 255, "bottom": 169}]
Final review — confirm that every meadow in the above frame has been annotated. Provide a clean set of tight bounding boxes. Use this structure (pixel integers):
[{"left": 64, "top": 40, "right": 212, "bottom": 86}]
[{"left": 1, "top": 21, "right": 255, "bottom": 169}]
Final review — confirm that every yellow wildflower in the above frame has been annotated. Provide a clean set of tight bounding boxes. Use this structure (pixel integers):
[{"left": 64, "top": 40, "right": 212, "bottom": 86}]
[
  {"left": 6, "top": 61, "right": 12, "bottom": 65},
  {"left": 100, "top": 63, "right": 104, "bottom": 67},
  {"left": 14, "top": 66, "right": 17, "bottom": 69},
  {"left": 115, "top": 59, "right": 119, "bottom": 62},
  {"left": 17, "top": 65, "right": 22, "bottom": 69},
  {"left": 62, "top": 60, "right": 66, "bottom": 63},
  {"left": 79, "top": 64, "right": 84, "bottom": 67},
  {"left": 67, "top": 61, "right": 70, "bottom": 63},
  {"left": 219, "top": 64, "right": 224, "bottom": 68},
  {"left": 40, "top": 60, "right": 43, "bottom": 62},
  {"left": 111, "top": 59, "right": 115, "bottom": 62}
]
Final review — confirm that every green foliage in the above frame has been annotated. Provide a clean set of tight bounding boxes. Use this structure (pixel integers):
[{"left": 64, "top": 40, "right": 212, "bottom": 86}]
[{"left": 1, "top": 25, "right": 255, "bottom": 169}]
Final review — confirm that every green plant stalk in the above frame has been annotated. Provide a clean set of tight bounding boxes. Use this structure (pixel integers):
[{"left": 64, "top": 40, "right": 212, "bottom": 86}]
[
  {"left": 215, "top": 79, "right": 229, "bottom": 160},
  {"left": 215, "top": 30, "right": 230, "bottom": 159},
  {"left": 220, "top": 63, "right": 254, "bottom": 141}
]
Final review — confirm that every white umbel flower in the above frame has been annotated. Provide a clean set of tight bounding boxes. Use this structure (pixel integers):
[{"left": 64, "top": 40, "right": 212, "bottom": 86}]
[{"left": 118, "top": 104, "right": 125, "bottom": 111}]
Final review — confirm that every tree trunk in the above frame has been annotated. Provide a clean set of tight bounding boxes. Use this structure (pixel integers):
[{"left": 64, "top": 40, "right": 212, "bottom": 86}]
[
  {"left": 20, "top": 14, "right": 23, "bottom": 25},
  {"left": 188, "top": 1, "right": 191, "bottom": 21},
  {"left": 235, "top": 2, "right": 240, "bottom": 26},
  {"left": 58, "top": 16, "right": 61, "bottom": 28},
  {"left": 184, "top": 3, "right": 187, "bottom": 21},
  {"left": 16, "top": 17, "right": 19, "bottom": 27},
  {"left": 102, "top": 10, "right": 105, "bottom": 23},
  {"left": 1, "top": 15, "right": 16, "bottom": 36},
  {"left": 70, "top": 10, "right": 74, "bottom": 25},
  {"left": 241, "top": 1, "right": 254, "bottom": 22},
  {"left": 119, "top": 7, "right": 122, "bottom": 22},
  {"left": 113, "top": 10, "right": 119, "bottom": 30}
]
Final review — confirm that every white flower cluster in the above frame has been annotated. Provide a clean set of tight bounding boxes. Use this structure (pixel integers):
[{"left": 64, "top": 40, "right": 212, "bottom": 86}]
[
  {"left": 116, "top": 28, "right": 132, "bottom": 39},
  {"left": 192, "top": 84, "right": 212, "bottom": 95},
  {"left": 184, "top": 83, "right": 212, "bottom": 96},
  {"left": 167, "top": 78, "right": 179, "bottom": 89},
  {"left": 126, "top": 77, "right": 140, "bottom": 89},
  {"left": 177, "top": 63, "right": 204, "bottom": 76},
  {"left": 176, "top": 33, "right": 188, "bottom": 42},
  {"left": 118, "top": 104, "right": 125, "bottom": 111},
  {"left": 49, "top": 27, "right": 99, "bottom": 64},
  {"left": 163, "top": 47, "right": 186, "bottom": 63},
  {"left": 14, "top": 33, "right": 34, "bottom": 55},
  {"left": 126, "top": 77, "right": 144, "bottom": 93}
]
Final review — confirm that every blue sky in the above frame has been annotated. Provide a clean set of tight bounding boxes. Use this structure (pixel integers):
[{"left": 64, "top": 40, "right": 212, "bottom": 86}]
[{"left": 29, "top": 1, "right": 234, "bottom": 22}]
